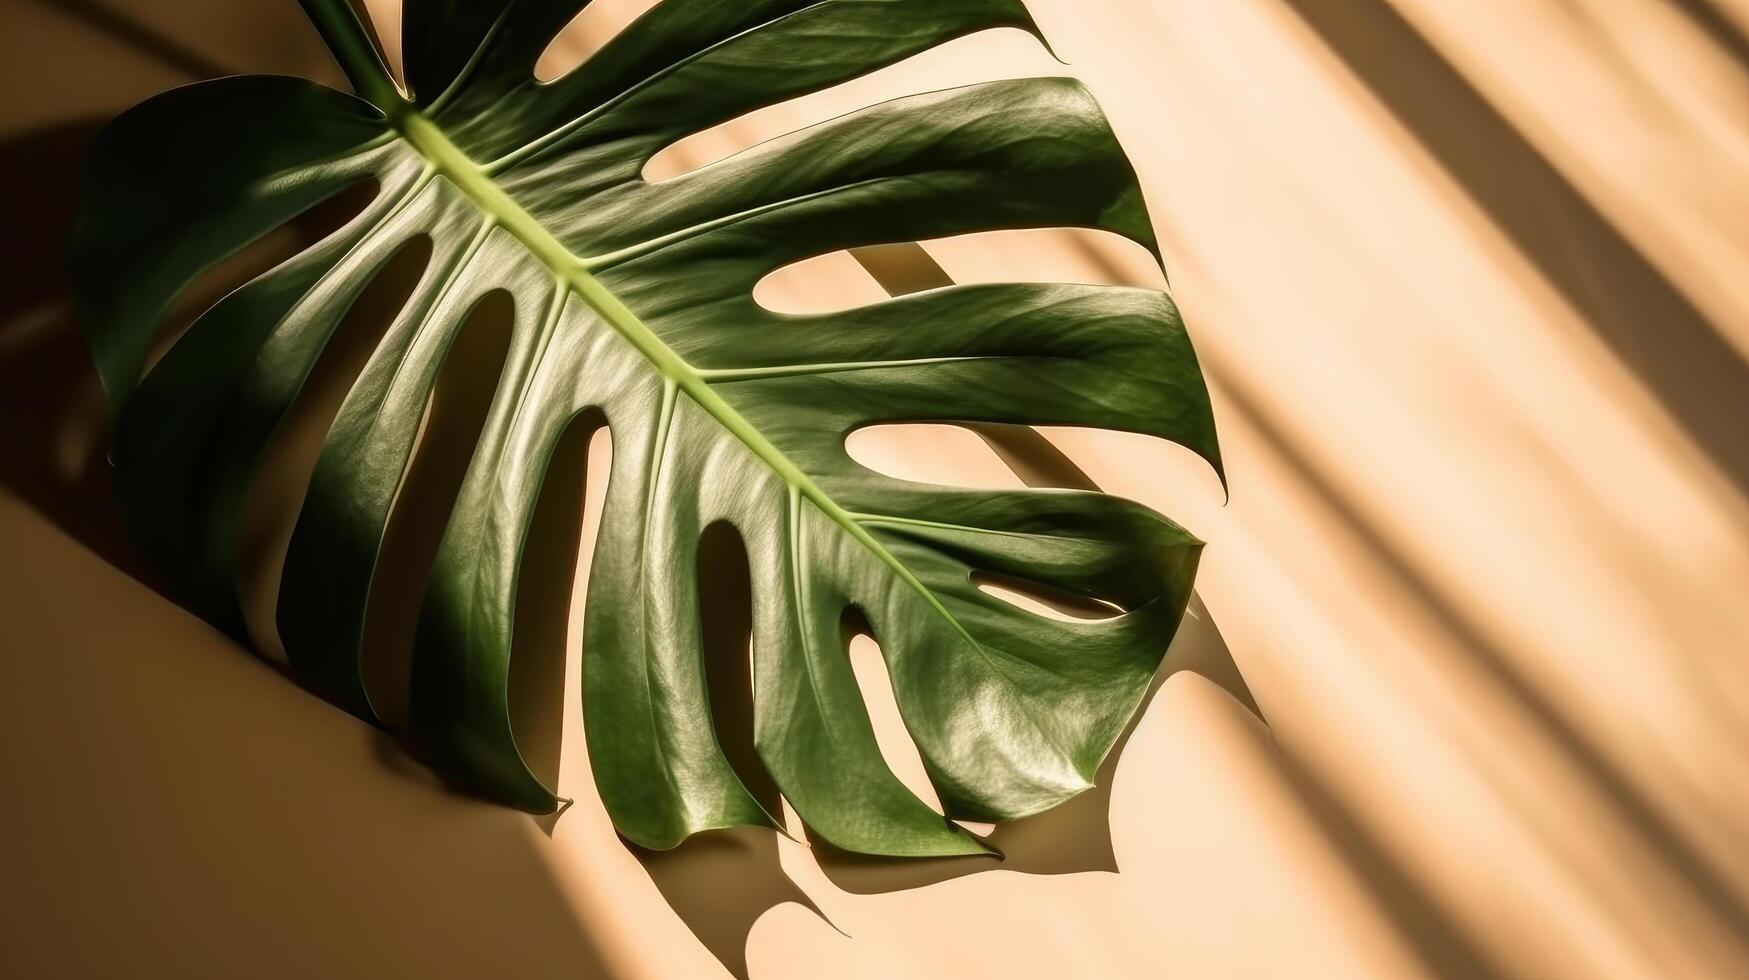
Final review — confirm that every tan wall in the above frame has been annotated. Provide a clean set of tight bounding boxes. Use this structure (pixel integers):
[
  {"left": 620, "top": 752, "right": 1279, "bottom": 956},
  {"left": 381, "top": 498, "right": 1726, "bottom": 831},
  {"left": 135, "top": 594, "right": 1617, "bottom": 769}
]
[{"left": 3, "top": 1, "right": 1747, "bottom": 977}]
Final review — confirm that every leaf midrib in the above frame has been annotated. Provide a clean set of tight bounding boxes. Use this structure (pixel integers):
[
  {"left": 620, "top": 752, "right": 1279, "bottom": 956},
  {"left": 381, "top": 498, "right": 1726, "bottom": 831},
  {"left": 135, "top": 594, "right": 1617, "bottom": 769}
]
[{"left": 391, "top": 108, "right": 983, "bottom": 649}]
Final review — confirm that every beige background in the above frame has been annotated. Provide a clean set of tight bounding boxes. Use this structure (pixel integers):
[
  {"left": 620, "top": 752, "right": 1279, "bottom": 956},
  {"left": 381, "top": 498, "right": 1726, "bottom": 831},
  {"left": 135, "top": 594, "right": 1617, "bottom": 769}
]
[{"left": 3, "top": 0, "right": 1749, "bottom": 976}]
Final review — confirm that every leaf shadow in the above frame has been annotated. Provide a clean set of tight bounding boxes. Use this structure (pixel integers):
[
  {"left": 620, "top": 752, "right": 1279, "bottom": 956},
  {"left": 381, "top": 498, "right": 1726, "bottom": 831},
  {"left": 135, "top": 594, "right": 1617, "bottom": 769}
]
[
  {"left": 0, "top": 118, "right": 382, "bottom": 601},
  {"left": 0, "top": 121, "right": 145, "bottom": 583}
]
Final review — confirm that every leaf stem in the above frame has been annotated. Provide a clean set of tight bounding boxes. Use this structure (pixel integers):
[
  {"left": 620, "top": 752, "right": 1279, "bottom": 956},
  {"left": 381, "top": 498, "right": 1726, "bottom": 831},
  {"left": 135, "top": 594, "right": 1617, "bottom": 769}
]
[{"left": 299, "top": 0, "right": 404, "bottom": 112}]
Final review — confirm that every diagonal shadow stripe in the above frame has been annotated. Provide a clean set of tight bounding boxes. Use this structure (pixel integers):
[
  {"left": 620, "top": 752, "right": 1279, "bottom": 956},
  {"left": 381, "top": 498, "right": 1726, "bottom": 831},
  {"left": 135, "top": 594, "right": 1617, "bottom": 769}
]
[
  {"left": 1217, "top": 357, "right": 1749, "bottom": 951},
  {"left": 1278, "top": 0, "right": 1749, "bottom": 496},
  {"left": 1667, "top": 0, "right": 1749, "bottom": 75}
]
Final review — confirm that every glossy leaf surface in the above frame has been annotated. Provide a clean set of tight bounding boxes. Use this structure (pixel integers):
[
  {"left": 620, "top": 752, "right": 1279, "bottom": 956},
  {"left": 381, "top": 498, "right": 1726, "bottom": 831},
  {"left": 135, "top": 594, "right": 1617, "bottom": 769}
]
[{"left": 73, "top": 0, "right": 1220, "bottom": 856}]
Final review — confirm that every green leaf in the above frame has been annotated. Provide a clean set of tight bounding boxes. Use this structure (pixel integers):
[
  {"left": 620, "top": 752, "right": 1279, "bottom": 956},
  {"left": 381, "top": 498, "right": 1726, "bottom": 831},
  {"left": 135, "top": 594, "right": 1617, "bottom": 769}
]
[{"left": 72, "top": 0, "right": 1220, "bottom": 857}]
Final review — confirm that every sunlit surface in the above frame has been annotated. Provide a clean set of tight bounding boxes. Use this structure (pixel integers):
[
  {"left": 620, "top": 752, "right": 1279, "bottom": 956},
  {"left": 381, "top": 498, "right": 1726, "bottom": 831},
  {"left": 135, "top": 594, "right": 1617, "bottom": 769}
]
[{"left": 2, "top": 0, "right": 1747, "bottom": 977}]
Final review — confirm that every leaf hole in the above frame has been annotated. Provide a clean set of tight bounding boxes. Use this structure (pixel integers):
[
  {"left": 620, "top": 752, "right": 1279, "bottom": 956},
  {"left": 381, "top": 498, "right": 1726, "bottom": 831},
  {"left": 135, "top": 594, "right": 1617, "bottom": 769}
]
[
  {"left": 355, "top": 0, "right": 405, "bottom": 86},
  {"left": 972, "top": 571, "right": 1125, "bottom": 622},
  {"left": 236, "top": 233, "right": 433, "bottom": 663},
  {"left": 642, "top": 29, "right": 1057, "bottom": 182},
  {"left": 698, "top": 520, "right": 784, "bottom": 815},
  {"left": 1041, "top": 425, "right": 1225, "bottom": 529},
  {"left": 507, "top": 408, "right": 605, "bottom": 791},
  {"left": 141, "top": 177, "right": 382, "bottom": 381},
  {"left": 534, "top": 0, "right": 662, "bottom": 84},
  {"left": 519, "top": 422, "right": 613, "bottom": 801},
  {"left": 752, "top": 227, "right": 1162, "bottom": 317},
  {"left": 845, "top": 423, "right": 1027, "bottom": 491},
  {"left": 840, "top": 610, "right": 946, "bottom": 818},
  {"left": 359, "top": 289, "right": 516, "bottom": 727},
  {"left": 750, "top": 248, "right": 892, "bottom": 317},
  {"left": 840, "top": 611, "right": 995, "bottom": 837},
  {"left": 907, "top": 227, "right": 1165, "bottom": 291}
]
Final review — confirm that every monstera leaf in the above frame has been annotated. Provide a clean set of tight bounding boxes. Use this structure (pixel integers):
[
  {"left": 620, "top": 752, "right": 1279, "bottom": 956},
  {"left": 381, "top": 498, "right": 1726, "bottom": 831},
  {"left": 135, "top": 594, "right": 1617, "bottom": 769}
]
[{"left": 73, "top": 0, "right": 1220, "bottom": 856}]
